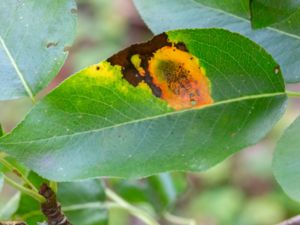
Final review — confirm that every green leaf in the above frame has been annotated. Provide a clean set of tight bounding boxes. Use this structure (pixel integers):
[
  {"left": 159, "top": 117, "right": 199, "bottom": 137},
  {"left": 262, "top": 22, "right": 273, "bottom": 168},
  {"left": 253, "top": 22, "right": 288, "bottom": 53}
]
[
  {"left": 0, "top": 29, "right": 287, "bottom": 181},
  {"left": 0, "top": 124, "right": 3, "bottom": 137},
  {"left": 57, "top": 180, "right": 108, "bottom": 225},
  {"left": 0, "top": 192, "right": 21, "bottom": 220},
  {"left": 133, "top": 0, "right": 300, "bottom": 83},
  {"left": 250, "top": 0, "right": 300, "bottom": 28},
  {"left": 146, "top": 173, "right": 178, "bottom": 212},
  {"left": 273, "top": 116, "right": 300, "bottom": 202},
  {"left": 0, "top": 0, "right": 77, "bottom": 100},
  {"left": 113, "top": 173, "right": 187, "bottom": 212}
]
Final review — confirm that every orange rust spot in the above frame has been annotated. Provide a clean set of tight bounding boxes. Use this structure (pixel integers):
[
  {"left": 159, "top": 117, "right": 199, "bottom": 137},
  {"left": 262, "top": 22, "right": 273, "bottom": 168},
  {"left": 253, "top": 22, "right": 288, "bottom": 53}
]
[{"left": 148, "top": 46, "right": 213, "bottom": 110}]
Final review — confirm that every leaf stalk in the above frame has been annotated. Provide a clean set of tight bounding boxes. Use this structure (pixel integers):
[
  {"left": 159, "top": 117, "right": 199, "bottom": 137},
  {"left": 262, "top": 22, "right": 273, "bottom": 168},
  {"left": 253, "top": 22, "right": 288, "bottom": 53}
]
[
  {"left": 3, "top": 174, "right": 45, "bottom": 203},
  {"left": 286, "top": 91, "right": 300, "bottom": 98},
  {"left": 0, "top": 153, "right": 38, "bottom": 192}
]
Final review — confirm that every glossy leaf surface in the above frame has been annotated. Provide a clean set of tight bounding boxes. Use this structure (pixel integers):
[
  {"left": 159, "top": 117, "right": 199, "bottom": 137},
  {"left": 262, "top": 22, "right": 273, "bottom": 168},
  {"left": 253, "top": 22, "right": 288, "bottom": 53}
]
[
  {"left": 0, "top": 0, "right": 77, "bottom": 100},
  {"left": 273, "top": 116, "right": 300, "bottom": 202},
  {"left": 133, "top": 0, "right": 300, "bottom": 83},
  {"left": 0, "top": 29, "right": 287, "bottom": 181}
]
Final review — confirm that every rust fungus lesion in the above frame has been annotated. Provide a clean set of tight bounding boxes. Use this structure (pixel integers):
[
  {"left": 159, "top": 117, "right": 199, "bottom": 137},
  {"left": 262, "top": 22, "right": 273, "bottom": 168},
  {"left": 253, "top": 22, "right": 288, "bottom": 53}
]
[
  {"left": 148, "top": 46, "right": 213, "bottom": 110},
  {"left": 107, "top": 33, "right": 213, "bottom": 110}
]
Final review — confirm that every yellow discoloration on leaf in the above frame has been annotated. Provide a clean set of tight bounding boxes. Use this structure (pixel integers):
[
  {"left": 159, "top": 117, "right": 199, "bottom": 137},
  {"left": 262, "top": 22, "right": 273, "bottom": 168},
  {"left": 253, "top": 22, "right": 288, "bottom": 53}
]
[
  {"left": 84, "top": 61, "right": 123, "bottom": 83},
  {"left": 82, "top": 61, "right": 167, "bottom": 106},
  {"left": 137, "top": 80, "right": 153, "bottom": 93},
  {"left": 148, "top": 46, "right": 213, "bottom": 110},
  {"left": 131, "top": 54, "right": 146, "bottom": 76}
]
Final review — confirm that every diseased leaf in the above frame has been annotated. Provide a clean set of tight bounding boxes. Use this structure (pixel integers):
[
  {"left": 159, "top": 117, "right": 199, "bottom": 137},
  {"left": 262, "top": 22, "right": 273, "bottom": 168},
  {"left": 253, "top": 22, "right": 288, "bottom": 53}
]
[
  {"left": 0, "top": 0, "right": 77, "bottom": 100},
  {"left": 0, "top": 29, "right": 287, "bottom": 181},
  {"left": 133, "top": 0, "right": 300, "bottom": 83},
  {"left": 250, "top": 0, "right": 300, "bottom": 28},
  {"left": 273, "top": 116, "right": 300, "bottom": 202}
]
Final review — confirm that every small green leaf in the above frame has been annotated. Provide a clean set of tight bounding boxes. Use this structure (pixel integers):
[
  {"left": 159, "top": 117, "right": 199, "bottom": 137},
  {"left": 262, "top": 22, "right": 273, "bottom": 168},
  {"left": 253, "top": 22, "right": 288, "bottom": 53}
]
[
  {"left": 114, "top": 173, "right": 187, "bottom": 212},
  {"left": 146, "top": 173, "right": 178, "bottom": 212},
  {"left": 0, "top": 29, "right": 287, "bottom": 181},
  {"left": 57, "top": 180, "right": 108, "bottom": 225},
  {"left": 250, "top": 0, "right": 300, "bottom": 28},
  {"left": 273, "top": 116, "right": 300, "bottom": 202},
  {"left": 133, "top": 0, "right": 300, "bottom": 83},
  {"left": 0, "top": 0, "right": 77, "bottom": 100}
]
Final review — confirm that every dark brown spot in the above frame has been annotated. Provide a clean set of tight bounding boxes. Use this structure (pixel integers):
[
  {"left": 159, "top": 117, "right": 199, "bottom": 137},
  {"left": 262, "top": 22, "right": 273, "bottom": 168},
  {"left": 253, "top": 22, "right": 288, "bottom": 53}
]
[
  {"left": 13, "top": 169, "right": 22, "bottom": 178},
  {"left": 46, "top": 42, "right": 58, "bottom": 48},
  {"left": 96, "top": 66, "right": 100, "bottom": 70}
]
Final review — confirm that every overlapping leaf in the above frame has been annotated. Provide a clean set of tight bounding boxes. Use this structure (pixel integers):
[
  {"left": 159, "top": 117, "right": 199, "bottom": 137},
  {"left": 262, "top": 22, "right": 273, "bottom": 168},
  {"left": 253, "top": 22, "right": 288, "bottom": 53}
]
[
  {"left": 273, "top": 116, "right": 300, "bottom": 202},
  {"left": 250, "top": 0, "right": 300, "bottom": 28},
  {"left": 0, "top": 29, "right": 287, "bottom": 181},
  {"left": 133, "top": 0, "right": 300, "bottom": 83},
  {"left": 0, "top": 0, "right": 77, "bottom": 100}
]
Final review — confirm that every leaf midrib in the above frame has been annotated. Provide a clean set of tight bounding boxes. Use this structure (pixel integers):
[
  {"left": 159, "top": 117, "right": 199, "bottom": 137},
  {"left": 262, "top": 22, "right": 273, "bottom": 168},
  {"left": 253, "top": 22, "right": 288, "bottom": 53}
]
[
  {"left": 192, "top": 0, "right": 300, "bottom": 41},
  {"left": 1, "top": 92, "right": 286, "bottom": 145},
  {"left": 0, "top": 35, "right": 35, "bottom": 101}
]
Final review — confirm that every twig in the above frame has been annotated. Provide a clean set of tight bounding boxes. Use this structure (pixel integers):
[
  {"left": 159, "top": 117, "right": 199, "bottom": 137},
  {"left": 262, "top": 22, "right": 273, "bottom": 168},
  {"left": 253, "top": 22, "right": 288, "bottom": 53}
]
[
  {"left": 39, "top": 183, "right": 72, "bottom": 225},
  {"left": 3, "top": 174, "right": 45, "bottom": 203}
]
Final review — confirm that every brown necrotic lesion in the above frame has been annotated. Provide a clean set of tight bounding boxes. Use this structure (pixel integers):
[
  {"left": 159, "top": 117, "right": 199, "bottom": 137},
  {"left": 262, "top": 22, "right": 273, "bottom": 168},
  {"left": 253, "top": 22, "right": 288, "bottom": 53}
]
[{"left": 107, "top": 33, "right": 213, "bottom": 110}]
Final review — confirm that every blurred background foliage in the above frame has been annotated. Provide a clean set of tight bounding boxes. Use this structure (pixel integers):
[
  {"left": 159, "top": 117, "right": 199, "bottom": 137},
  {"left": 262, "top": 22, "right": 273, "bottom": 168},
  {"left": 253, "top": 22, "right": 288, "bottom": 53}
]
[{"left": 0, "top": 0, "right": 300, "bottom": 224}]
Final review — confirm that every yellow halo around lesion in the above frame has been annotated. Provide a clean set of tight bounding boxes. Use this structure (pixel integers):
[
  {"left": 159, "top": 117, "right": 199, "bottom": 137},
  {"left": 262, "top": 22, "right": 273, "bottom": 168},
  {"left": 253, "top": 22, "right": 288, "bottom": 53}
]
[{"left": 148, "top": 46, "right": 213, "bottom": 110}]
